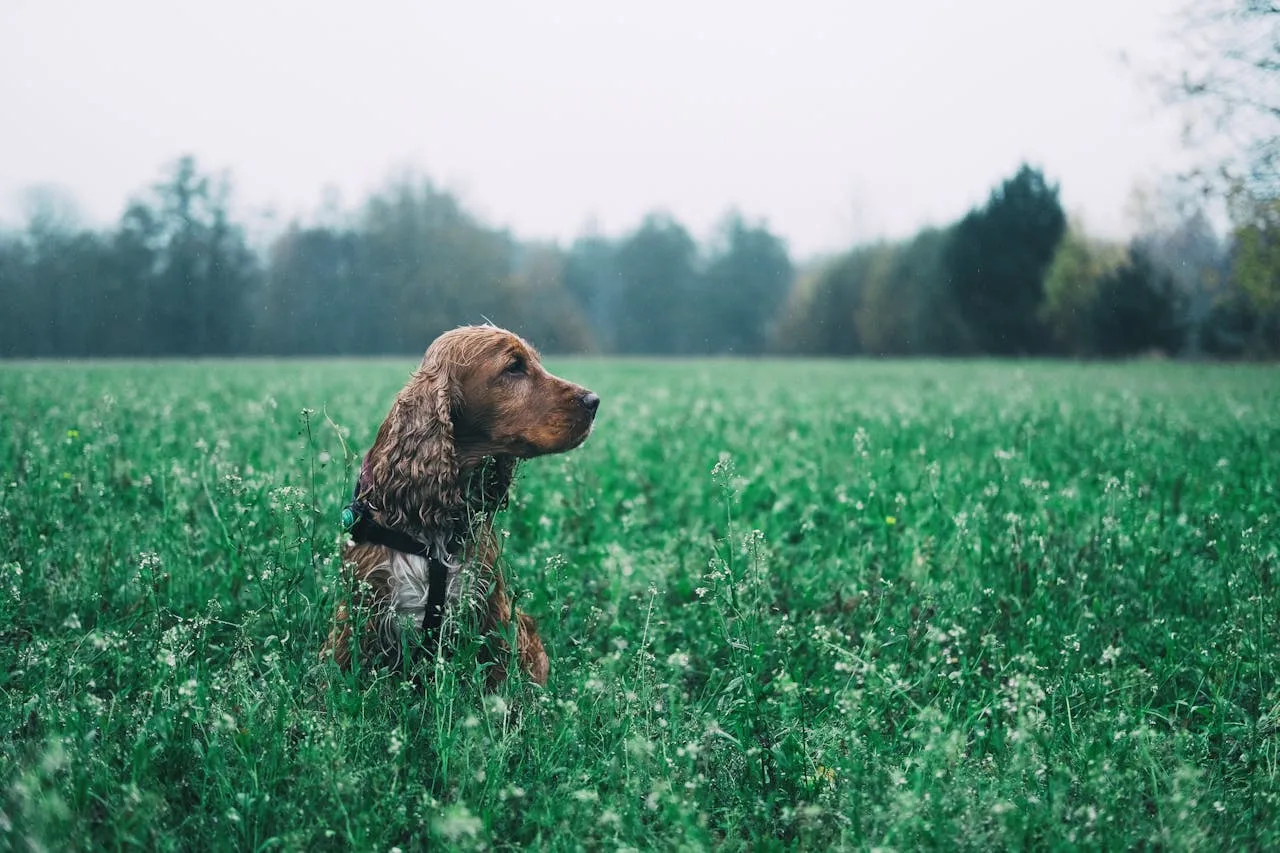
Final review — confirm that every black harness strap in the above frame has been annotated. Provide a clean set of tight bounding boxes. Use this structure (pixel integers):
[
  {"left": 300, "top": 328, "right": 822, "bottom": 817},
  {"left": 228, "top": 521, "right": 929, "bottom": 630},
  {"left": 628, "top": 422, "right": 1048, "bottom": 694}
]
[{"left": 344, "top": 499, "right": 449, "bottom": 640}]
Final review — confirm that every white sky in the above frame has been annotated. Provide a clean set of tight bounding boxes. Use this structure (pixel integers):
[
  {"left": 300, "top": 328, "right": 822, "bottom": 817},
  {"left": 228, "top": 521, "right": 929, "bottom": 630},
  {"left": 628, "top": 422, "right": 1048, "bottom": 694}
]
[{"left": 0, "top": 0, "right": 1190, "bottom": 257}]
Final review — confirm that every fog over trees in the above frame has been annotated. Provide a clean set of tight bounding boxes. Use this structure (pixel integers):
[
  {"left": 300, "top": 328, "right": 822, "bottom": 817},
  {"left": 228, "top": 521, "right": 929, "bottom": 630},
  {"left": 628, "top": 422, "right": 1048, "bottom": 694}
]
[
  {"left": 2, "top": 1, "right": 1278, "bottom": 360},
  {"left": 4, "top": 0, "right": 1280, "bottom": 361},
  {"left": 2, "top": 151, "right": 1277, "bottom": 359}
]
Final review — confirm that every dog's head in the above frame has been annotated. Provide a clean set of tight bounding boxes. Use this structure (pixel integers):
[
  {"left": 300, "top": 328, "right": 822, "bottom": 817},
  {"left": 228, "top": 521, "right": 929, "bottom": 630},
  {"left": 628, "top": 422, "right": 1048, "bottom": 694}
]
[
  {"left": 365, "top": 325, "right": 599, "bottom": 533},
  {"left": 442, "top": 326, "right": 599, "bottom": 461}
]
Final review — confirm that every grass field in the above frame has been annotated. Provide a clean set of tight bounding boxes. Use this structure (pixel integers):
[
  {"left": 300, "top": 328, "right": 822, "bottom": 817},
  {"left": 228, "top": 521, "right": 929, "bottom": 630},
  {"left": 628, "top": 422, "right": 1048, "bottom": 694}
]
[{"left": 2, "top": 357, "right": 1278, "bottom": 850}]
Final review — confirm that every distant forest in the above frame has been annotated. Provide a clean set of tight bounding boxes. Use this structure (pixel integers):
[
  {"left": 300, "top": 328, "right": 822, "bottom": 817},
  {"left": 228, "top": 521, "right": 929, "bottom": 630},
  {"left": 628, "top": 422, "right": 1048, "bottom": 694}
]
[{"left": 2, "top": 156, "right": 1278, "bottom": 359}]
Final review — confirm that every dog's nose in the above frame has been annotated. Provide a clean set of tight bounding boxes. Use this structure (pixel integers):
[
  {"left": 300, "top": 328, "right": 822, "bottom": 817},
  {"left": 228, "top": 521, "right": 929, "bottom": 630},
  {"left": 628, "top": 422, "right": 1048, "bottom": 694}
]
[{"left": 580, "top": 391, "right": 600, "bottom": 414}]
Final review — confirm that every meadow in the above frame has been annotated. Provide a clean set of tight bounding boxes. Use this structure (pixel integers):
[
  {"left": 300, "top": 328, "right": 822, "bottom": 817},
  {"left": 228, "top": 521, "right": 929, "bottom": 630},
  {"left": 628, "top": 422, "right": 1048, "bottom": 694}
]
[{"left": 1, "top": 357, "right": 1278, "bottom": 851}]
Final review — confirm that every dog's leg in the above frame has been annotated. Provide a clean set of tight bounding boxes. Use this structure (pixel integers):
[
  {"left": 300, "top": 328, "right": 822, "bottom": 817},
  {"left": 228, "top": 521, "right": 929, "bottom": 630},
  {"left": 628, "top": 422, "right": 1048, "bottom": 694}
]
[
  {"left": 321, "top": 603, "right": 354, "bottom": 670},
  {"left": 515, "top": 610, "right": 549, "bottom": 685},
  {"left": 480, "top": 575, "right": 549, "bottom": 688}
]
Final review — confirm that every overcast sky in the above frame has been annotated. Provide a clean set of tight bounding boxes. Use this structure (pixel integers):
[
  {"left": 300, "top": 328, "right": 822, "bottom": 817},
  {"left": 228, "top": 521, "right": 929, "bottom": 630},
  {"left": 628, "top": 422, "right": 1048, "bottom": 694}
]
[{"left": 0, "top": 0, "right": 1189, "bottom": 257}]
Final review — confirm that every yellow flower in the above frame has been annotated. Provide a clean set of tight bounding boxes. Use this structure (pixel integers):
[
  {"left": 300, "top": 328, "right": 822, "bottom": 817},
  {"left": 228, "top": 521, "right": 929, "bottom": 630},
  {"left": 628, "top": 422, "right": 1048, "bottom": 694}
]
[{"left": 885, "top": 516, "right": 897, "bottom": 525}]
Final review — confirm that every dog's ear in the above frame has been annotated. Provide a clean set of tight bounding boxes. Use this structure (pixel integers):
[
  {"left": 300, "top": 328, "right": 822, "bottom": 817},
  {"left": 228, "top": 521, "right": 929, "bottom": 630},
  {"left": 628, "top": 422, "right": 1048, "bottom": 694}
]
[{"left": 366, "top": 348, "right": 460, "bottom": 535}]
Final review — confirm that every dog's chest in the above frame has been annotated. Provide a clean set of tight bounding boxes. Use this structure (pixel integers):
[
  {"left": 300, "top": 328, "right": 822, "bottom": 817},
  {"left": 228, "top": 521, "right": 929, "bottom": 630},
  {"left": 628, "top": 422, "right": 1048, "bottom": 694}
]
[{"left": 385, "top": 552, "right": 465, "bottom": 620}]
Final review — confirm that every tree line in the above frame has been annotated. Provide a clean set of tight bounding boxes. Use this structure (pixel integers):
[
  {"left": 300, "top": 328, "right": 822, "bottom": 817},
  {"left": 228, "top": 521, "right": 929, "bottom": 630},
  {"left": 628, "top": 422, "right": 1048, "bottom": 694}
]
[
  {"left": 777, "top": 167, "right": 1280, "bottom": 358},
  {"left": 1, "top": 156, "right": 1278, "bottom": 359},
  {"left": 0, "top": 157, "right": 793, "bottom": 358}
]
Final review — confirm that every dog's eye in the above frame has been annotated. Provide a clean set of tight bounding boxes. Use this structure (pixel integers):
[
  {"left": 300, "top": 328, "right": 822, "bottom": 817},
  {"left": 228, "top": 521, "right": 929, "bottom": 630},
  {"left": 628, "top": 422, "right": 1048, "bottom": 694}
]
[{"left": 504, "top": 357, "right": 527, "bottom": 376}]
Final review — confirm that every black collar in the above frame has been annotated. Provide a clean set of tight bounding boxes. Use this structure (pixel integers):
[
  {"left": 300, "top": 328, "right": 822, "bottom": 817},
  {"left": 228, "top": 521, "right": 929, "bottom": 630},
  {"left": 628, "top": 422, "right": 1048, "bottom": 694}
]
[{"left": 343, "top": 498, "right": 449, "bottom": 639}]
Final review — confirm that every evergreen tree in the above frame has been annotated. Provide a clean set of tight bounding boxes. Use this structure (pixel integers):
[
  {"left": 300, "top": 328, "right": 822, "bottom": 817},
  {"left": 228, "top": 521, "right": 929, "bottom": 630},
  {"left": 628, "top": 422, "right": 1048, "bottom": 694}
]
[
  {"left": 1089, "top": 244, "right": 1184, "bottom": 356},
  {"left": 359, "top": 175, "right": 515, "bottom": 352},
  {"left": 946, "top": 165, "right": 1066, "bottom": 354},
  {"left": 614, "top": 214, "right": 698, "bottom": 354},
  {"left": 120, "top": 156, "right": 259, "bottom": 355},
  {"left": 563, "top": 233, "right": 621, "bottom": 351},
  {"left": 698, "top": 213, "right": 792, "bottom": 354},
  {"left": 259, "top": 225, "right": 365, "bottom": 354}
]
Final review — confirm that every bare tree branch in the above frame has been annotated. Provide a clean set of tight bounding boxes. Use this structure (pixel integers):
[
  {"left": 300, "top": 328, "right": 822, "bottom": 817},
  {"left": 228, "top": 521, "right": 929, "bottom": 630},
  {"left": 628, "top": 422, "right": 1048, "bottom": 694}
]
[{"left": 1158, "top": 0, "right": 1280, "bottom": 194}]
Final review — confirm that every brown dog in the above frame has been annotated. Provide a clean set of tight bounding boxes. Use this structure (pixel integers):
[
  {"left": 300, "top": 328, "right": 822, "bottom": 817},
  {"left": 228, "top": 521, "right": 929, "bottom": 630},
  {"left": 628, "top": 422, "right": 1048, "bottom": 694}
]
[{"left": 321, "top": 325, "right": 598, "bottom": 686}]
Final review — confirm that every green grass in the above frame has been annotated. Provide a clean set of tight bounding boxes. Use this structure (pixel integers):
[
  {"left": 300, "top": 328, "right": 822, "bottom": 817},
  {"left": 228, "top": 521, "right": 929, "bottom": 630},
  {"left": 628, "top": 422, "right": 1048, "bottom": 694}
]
[{"left": 2, "top": 357, "right": 1278, "bottom": 850}]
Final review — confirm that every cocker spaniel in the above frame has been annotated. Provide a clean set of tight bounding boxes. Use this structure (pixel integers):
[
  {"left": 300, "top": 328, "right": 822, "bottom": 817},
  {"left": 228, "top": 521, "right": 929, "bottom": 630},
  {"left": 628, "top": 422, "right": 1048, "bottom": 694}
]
[{"left": 322, "top": 325, "right": 599, "bottom": 686}]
